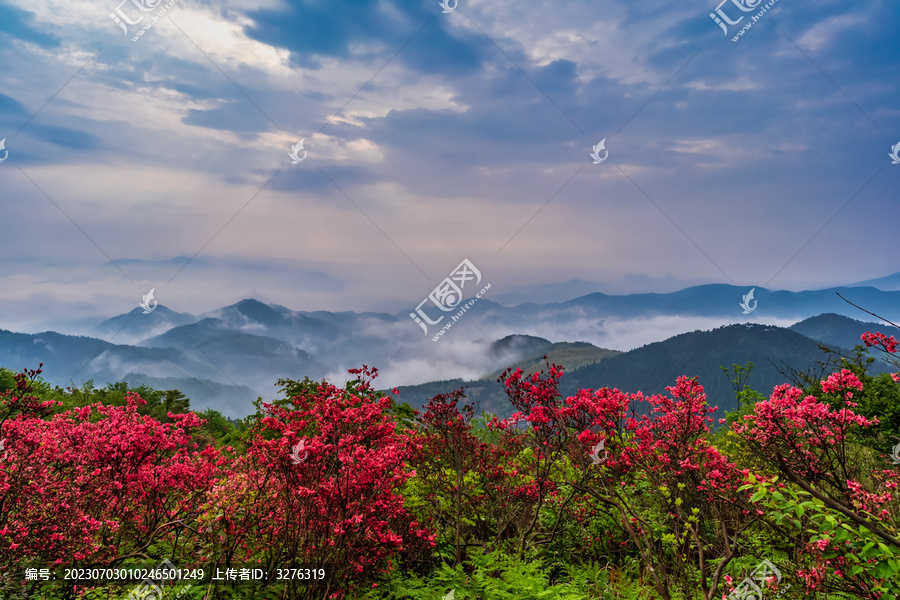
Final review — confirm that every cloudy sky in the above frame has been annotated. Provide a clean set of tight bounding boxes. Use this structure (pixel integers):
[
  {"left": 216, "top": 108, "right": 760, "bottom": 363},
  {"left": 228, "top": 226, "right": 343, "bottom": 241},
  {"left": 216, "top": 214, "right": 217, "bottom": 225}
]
[{"left": 0, "top": 0, "right": 898, "bottom": 334}]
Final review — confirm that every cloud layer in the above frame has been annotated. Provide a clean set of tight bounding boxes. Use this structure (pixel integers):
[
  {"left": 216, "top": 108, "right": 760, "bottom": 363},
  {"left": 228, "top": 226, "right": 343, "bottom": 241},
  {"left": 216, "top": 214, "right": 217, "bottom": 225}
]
[{"left": 0, "top": 0, "right": 898, "bottom": 342}]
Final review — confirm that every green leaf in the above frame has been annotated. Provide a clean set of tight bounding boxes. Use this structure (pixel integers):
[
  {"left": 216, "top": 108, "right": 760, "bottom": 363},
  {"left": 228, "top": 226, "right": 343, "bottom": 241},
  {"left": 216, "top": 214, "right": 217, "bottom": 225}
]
[{"left": 876, "top": 560, "right": 896, "bottom": 579}]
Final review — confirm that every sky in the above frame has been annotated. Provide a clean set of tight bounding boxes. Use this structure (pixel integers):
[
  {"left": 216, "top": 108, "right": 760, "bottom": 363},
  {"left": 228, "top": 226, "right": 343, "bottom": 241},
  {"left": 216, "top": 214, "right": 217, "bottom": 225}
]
[{"left": 0, "top": 0, "right": 898, "bottom": 334}]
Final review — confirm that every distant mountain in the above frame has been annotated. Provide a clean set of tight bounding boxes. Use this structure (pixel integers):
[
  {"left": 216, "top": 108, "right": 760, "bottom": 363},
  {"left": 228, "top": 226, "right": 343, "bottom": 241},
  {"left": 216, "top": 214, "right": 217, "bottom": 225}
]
[
  {"left": 118, "top": 373, "right": 257, "bottom": 419},
  {"left": 200, "top": 299, "right": 402, "bottom": 368},
  {"left": 489, "top": 275, "right": 716, "bottom": 306},
  {"left": 388, "top": 324, "right": 844, "bottom": 419},
  {"left": 849, "top": 271, "right": 900, "bottom": 291},
  {"left": 560, "top": 324, "right": 840, "bottom": 417},
  {"left": 491, "top": 280, "right": 607, "bottom": 306},
  {"left": 488, "top": 334, "right": 555, "bottom": 361},
  {"left": 94, "top": 305, "right": 198, "bottom": 343},
  {"left": 484, "top": 336, "right": 621, "bottom": 380},
  {"left": 485, "top": 285, "right": 900, "bottom": 322},
  {"left": 0, "top": 329, "right": 212, "bottom": 383},
  {"left": 789, "top": 313, "right": 900, "bottom": 352},
  {"left": 139, "top": 318, "right": 330, "bottom": 391},
  {"left": 3, "top": 279, "right": 899, "bottom": 420},
  {"left": 0, "top": 329, "right": 258, "bottom": 415},
  {"left": 389, "top": 336, "right": 620, "bottom": 416}
]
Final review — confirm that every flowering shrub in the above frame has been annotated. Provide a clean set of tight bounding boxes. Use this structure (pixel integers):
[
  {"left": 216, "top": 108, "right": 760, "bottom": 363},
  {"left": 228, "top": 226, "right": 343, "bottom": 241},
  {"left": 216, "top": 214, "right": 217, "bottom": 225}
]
[
  {"left": 734, "top": 355, "right": 900, "bottom": 598},
  {"left": 558, "top": 377, "right": 747, "bottom": 600},
  {"left": 0, "top": 391, "right": 219, "bottom": 596},
  {"left": 0, "top": 362, "right": 56, "bottom": 427},
  {"left": 409, "top": 389, "right": 534, "bottom": 566},
  {"left": 199, "top": 367, "right": 432, "bottom": 599}
]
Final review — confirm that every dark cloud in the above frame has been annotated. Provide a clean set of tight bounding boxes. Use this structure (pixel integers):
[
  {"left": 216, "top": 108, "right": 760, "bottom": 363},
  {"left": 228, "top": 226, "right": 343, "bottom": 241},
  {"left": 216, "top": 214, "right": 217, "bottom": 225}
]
[
  {"left": 243, "top": 0, "right": 490, "bottom": 75},
  {"left": 0, "top": 4, "right": 59, "bottom": 47}
]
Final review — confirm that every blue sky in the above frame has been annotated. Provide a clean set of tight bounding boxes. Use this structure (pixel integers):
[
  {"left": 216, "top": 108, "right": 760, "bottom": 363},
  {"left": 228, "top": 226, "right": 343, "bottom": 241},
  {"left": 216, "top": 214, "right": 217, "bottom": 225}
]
[{"left": 0, "top": 0, "right": 898, "bottom": 333}]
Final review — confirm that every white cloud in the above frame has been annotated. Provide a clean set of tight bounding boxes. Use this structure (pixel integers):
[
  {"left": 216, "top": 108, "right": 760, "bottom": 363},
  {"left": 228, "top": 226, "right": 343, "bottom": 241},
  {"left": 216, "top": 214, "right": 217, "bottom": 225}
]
[{"left": 797, "top": 13, "right": 867, "bottom": 53}]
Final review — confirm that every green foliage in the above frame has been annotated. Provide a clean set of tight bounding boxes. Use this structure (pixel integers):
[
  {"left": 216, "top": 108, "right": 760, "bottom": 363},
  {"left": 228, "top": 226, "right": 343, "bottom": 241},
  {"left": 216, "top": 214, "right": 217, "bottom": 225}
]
[
  {"left": 44, "top": 378, "right": 192, "bottom": 423},
  {"left": 357, "top": 549, "right": 644, "bottom": 600},
  {"left": 0, "top": 367, "right": 18, "bottom": 392},
  {"left": 742, "top": 474, "right": 900, "bottom": 597},
  {"left": 386, "top": 396, "right": 418, "bottom": 431}
]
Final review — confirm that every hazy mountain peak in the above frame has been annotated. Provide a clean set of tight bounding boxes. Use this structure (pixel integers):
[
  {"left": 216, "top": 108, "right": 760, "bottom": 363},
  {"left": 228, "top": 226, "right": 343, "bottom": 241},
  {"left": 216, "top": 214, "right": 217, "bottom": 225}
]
[
  {"left": 849, "top": 271, "right": 900, "bottom": 291},
  {"left": 490, "top": 334, "right": 553, "bottom": 359},
  {"left": 94, "top": 304, "right": 197, "bottom": 345},
  {"left": 232, "top": 299, "right": 284, "bottom": 325}
]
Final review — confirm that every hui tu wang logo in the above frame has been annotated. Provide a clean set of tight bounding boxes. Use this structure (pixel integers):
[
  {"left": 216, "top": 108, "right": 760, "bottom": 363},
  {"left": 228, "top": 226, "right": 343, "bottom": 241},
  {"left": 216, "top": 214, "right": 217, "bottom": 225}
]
[
  {"left": 890, "top": 442, "right": 900, "bottom": 466},
  {"left": 890, "top": 141, "right": 900, "bottom": 165},
  {"left": 438, "top": 0, "right": 457, "bottom": 13},
  {"left": 589, "top": 138, "right": 608, "bottom": 164},
  {"left": 290, "top": 439, "right": 309, "bottom": 465},
  {"left": 410, "top": 259, "right": 491, "bottom": 341},
  {"left": 709, "top": 0, "right": 781, "bottom": 42},
  {"left": 739, "top": 288, "right": 757, "bottom": 314},
  {"left": 110, "top": 0, "right": 182, "bottom": 42},
  {"left": 289, "top": 139, "right": 307, "bottom": 164},
  {"left": 589, "top": 439, "right": 609, "bottom": 465},
  {"left": 140, "top": 288, "right": 158, "bottom": 314},
  {"left": 127, "top": 558, "right": 192, "bottom": 600},
  {"left": 728, "top": 558, "right": 787, "bottom": 599},
  {"left": 0, "top": 138, "right": 8, "bottom": 164}
]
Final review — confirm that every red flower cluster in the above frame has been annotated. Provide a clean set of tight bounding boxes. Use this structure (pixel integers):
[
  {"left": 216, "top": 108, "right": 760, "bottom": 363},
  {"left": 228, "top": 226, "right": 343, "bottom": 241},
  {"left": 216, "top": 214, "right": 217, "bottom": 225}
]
[
  {"left": 1, "top": 392, "right": 218, "bottom": 564},
  {"left": 861, "top": 331, "right": 898, "bottom": 353}
]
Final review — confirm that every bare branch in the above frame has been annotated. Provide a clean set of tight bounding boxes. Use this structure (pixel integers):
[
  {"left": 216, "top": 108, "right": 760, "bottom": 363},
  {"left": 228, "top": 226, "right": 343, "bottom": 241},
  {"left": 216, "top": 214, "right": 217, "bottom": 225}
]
[{"left": 836, "top": 292, "right": 900, "bottom": 329}]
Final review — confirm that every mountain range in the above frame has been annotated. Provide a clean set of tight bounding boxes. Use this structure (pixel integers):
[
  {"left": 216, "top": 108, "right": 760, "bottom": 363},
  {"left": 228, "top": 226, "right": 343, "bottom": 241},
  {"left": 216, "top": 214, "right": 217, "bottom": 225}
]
[
  {"left": 391, "top": 315, "right": 899, "bottom": 419},
  {"left": 0, "top": 278, "right": 897, "bottom": 419}
]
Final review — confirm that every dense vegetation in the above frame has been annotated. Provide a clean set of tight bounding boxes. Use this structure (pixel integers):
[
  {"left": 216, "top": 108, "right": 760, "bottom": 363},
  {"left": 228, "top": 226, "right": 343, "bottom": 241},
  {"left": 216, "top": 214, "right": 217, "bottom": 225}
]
[{"left": 0, "top": 331, "right": 898, "bottom": 599}]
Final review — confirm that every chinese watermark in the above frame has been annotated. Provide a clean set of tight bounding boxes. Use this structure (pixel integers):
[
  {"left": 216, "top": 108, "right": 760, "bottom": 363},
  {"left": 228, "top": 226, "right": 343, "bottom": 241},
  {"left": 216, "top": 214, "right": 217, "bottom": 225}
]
[
  {"left": 438, "top": 0, "right": 457, "bottom": 14},
  {"left": 109, "top": 0, "right": 182, "bottom": 43},
  {"left": 0, "top": 138, "right": 8, "bottom": 164},
  {"left": 709, "top": 0, "right": 782, "bottom": 42},
  {"left": 889, "top": 442, "right": 900, "bottom": 466},
  {"left": 739, "top": 288, "right": 757, "bottom": 314},
  {"left": 24, "top": 568, "right": 52, "bottom": 582},
  {"left": 410, "top": 259, "right": 491, "bottom": 341},
  {"left": 728, "top": 559, "right": 789, "bottom": 600},
  {"left": 890, "top": 141, "right": 900, "bottom": 165}
]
